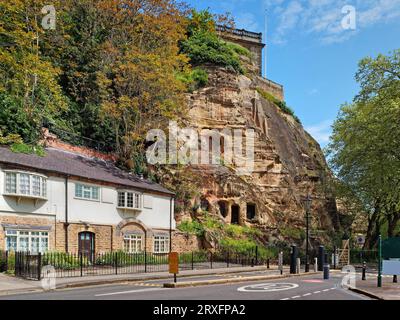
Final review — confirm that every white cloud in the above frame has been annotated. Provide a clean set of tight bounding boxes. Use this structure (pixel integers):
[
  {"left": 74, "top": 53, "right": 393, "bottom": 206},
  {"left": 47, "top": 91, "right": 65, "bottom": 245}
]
[
  {"left": 236, "top": 12, "right": 260, "bottom": 31},
  {"left": 305, "top": 119, "right": 333, "bottom": 145},
  {"left": 266, "top": 0, "right": 400, "bottom": 45},
  {"left": 274, "top": 1, "right": 304, "bottom": 44}
]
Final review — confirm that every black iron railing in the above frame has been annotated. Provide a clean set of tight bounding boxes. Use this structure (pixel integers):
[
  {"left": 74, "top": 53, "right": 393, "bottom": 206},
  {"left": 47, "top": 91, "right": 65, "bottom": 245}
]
[
  {"left": 15, "top": 251, "right": 42, "bottom": 280},
  {"left": 10, "top": 248, "right": 265, "bottom": 280},
  {"left": 0, "top": 250, "right": 8, "bottom": 272}
]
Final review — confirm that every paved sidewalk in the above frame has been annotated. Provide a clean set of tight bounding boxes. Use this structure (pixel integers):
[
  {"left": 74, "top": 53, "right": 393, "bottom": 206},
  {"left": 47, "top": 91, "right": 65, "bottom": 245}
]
[
  {"left": 0, "top": 265, "right": 287, "bottom": 296},
  {"left": 350, "top": 275, "right": 400, "bottom": 300},
  {"left": 0, "top": 273, "right": 42, "bottom": 295}
]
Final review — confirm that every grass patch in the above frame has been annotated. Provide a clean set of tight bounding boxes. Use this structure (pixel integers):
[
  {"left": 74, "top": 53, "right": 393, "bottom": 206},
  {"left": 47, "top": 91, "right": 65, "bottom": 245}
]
[
  {"left": 177, "top": 220, "right": 205, "bottom": 237},
  {"left": 10, "top": 143, "right": 46, "bottom": 156},
  {"left": 279, "top": 226, "right": 305, "bottom": 240},
  {"left": 256, "top": 87, "right": 301, "bottom": 124},
  {"left": 225, "top": 41, "right": 251, "bottom": 58}
]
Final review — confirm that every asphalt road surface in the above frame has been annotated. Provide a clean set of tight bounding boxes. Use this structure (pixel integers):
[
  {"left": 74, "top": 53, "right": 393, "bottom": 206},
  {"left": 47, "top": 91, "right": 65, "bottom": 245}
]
[{"left": 0, "top": 273, "right": 370, "bottom": 300}]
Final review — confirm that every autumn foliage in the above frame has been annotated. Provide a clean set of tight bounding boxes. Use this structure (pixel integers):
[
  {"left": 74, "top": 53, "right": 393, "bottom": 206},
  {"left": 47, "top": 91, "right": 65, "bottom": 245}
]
[{"left": 0, "top": 1, "right": 242, "bottom": 170}]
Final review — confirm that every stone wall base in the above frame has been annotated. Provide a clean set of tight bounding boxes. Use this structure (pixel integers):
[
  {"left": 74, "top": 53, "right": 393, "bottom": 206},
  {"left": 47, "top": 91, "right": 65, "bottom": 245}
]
[{"left": 0, "top": 214, "right": 203, "bottom": 253}]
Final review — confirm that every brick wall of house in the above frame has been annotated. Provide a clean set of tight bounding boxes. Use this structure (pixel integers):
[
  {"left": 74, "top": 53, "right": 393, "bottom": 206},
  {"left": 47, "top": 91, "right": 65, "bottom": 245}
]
[
  {"left": 55, "top": 222, "right": 115, "bottom": 253},
  {"left": 0, "top": 215, "right": 56, "bottom": 251},
  {"left": 171, "top": 231, "right": 202, "bottom": 253},
  {"left": 1, "top": 216, "right": 203, "bottom": 253}
]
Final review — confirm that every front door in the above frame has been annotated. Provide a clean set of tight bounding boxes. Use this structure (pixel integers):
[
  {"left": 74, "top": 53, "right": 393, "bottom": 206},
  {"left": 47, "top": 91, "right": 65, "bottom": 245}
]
[
  {"left": 78, "top": 232, "right": 95, "bottom": 262},
  {"left": 231, "top": 205, "right": 239, "bottom": 224}
]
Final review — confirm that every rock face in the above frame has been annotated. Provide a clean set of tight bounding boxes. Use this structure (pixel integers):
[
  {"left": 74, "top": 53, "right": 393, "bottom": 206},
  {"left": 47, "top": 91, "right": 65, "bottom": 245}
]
[{"left": 177, "top": 65, "right": 339, "bottom": 245}]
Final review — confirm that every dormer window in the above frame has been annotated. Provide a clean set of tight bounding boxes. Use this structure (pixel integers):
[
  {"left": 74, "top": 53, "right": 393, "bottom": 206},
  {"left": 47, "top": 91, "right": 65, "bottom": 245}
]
[
  {"left": 4, "top": 171, "right": 47, "bottom": 200},
  {"left": 117, "top": 191, "right": 142, "bottom": 210}
]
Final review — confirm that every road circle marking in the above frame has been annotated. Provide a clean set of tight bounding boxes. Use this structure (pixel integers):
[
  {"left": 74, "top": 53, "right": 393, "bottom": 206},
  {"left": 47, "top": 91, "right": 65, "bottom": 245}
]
[{"left": 237, "top": 283, "right": 299, "bottom": 292}]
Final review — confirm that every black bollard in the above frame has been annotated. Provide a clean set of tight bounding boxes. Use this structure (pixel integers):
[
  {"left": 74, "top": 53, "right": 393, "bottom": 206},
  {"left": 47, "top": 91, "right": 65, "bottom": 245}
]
[
  {"left": 267, "top": 258, "right": 270, "bottom": 269},
  {"left": 333, "top": 246, "right": 337, "bottom": 270},
  {"left": 362, "top": 261, "right": 366, "bottom": 281},
  {"left": 318, "top": 246, "right": 325, "bottom": 271},
  {"left": 290, "top": 245, "right": 298, "bottom": 274},
  {"left": 394, "top": 275, "right": 398, "bottom": 283},
  {"left": 323, "top": 254, "right": 330, "bottom": 279}
]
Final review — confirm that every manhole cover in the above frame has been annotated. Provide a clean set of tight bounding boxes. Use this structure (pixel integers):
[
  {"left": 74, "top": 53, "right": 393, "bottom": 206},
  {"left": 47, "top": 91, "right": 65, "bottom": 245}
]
[{"left": 237, "top": 283, "right": 299, "bottom": 292}]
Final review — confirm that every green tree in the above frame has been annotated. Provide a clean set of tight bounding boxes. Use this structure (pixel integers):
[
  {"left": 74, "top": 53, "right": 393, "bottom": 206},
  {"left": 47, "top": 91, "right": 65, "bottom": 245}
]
[
  {"left": 0, "top": 0, "right": 67, "bottom": 143},
  {"left": 327, "top": 50, "right": 400, "bottom": 247}
]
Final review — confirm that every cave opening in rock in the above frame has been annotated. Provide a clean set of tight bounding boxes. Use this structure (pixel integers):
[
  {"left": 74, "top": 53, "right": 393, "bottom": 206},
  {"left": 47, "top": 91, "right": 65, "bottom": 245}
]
[
  {"left": 231, "top": 204, "right": 240, "bottom": 224},
  {"left": 218, "top": 201, "right": 227, "bottom": 218},
  {"left": 200, "top": 198, "right": 210, "bottom": 212},
  {"left": 246, "top": 203, "right": 256, "bottom": 220}
]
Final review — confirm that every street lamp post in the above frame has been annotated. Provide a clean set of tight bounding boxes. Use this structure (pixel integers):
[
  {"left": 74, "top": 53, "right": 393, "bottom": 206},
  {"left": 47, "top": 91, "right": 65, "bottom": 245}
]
[{"left": 303, "top": 194, "right": 312, "bottom": 273}]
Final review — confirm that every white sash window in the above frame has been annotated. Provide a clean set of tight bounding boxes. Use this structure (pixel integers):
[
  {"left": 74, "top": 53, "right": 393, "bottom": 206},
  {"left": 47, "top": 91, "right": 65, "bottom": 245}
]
[{"left": 5, "top": 230, "right": 49, "bottom": 253}]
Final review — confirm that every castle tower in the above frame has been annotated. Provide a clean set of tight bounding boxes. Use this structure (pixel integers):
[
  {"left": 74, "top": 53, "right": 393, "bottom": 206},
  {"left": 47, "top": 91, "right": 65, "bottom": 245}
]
[{"left": 216, "top": 25, "right": 265, "bottom": 76}]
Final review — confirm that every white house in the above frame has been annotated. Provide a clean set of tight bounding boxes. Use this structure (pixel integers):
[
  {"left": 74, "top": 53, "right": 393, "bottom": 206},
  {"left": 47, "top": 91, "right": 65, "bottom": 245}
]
[{"left": 0, "top": 143, "right": 175, "bottom": 256}]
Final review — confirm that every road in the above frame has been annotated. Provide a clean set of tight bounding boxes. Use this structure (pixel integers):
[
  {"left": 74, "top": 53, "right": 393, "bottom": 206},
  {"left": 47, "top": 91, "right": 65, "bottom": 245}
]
[{"left": 0, "top": 272, "right": 370, "bottom": 300}]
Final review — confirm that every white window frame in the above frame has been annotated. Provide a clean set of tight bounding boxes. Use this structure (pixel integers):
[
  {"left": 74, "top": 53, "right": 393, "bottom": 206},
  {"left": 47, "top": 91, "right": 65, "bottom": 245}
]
[
  {"left": 74, "top": 183, "right": 100, "bottom": 201},
  {"left": 117, "top": 190, "right": 142, "bottom": 210},
  {"left": 123, "top": 234, "right": 143, "bottom": 253},
  {"left": 3, "top": 170, "right": 48, "bottom": 200},
  {"left": 5, "top": 229, "right": 49, "bottom": 253},
  {"left": 153, "top": 235, "right": 170, "bottom": 254}
]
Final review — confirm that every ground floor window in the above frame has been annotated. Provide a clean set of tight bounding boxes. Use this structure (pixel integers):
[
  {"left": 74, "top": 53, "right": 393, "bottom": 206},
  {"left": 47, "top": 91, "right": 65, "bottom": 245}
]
[
  {"left": 123, "top": 234, "right": 143, "bottom": 253},
  {"left": 5, "top": 230, "right": 49, "bottom": 253},
  {"left": 153, "top": 235, "right": 169, "bottom": 253}
]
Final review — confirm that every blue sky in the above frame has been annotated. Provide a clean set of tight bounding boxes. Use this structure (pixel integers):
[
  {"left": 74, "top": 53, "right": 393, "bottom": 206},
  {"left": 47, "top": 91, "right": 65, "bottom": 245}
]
[{"left": 185, "top": 0, "right": 400, "bottom": 147}]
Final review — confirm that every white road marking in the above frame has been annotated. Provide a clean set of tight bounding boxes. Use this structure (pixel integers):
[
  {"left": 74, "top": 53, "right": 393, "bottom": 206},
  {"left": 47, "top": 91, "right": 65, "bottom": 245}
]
[
  {"left": 95, "top": 288, "right": 166, "bottom": 297},
  {"left": 237, "top": 283, "right": 299, "bottom": 292},
  {"left": 281, "top": 287, "right": 337, "bottom": 300}
]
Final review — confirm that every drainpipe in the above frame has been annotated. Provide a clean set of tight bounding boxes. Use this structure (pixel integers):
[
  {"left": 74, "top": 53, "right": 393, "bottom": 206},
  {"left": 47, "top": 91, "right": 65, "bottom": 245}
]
[
  {"left": 169, "top": 196, "right": 174, "bottom": 252},
  {"left": 64, "top": 176, "right": 69, "bottom": 253},
  {"left": 110, "top": 225, "right": 113, "bottom": 252}
]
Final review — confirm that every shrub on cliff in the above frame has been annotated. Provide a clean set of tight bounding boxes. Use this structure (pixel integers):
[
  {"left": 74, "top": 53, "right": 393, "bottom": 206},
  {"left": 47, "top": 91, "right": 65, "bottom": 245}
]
[
  {"left": 181, "top": 10, "right": 246, "bottom": 74},
  {"left": 176, "top": 67, "right": 209, "bottom": 92},
  {"left": 256, "top": 88, "right": 301, "bottom": 124},
  {"left": 177, "top": 220, "right": 205, "bottom": 237}
]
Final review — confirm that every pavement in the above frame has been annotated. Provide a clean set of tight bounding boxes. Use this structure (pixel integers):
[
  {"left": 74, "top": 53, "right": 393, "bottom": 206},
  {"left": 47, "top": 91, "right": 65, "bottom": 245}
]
[
  {"left": 349, "top": 274, "right": 400, "bottom": 300},
  {"left": 0, "top": 272, "right": 369, "bottom": 300},
  {"left": 0, "top": 273, "right": 40, "bottom": 295}
]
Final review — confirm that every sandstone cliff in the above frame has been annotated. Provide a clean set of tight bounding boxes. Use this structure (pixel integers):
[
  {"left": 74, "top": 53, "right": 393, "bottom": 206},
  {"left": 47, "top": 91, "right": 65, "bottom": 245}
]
[{"left": 170, "top": 64, "right": 339, "bottom": 247}]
